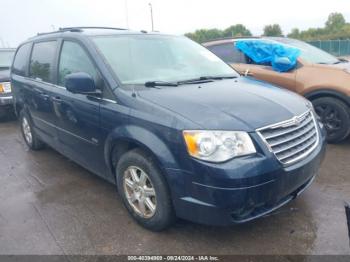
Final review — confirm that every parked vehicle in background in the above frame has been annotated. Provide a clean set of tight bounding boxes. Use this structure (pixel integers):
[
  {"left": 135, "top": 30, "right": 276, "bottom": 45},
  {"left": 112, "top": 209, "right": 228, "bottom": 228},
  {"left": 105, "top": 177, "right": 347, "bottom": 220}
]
[
  {"left": 12, "top": 28, "right": 326, "bottom": 231},
  {"left": 0, "top": 48, "right": 16, "bottom": 118},
  {"left": 204, "top": 37, "right": 350, "bottom": 143}
]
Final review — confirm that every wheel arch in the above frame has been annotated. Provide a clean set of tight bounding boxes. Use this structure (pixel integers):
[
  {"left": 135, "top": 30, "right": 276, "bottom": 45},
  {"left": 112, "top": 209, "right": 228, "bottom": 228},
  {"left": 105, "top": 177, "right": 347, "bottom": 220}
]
[
  {"left": 304, "top": 89, "right": 350, "bottom": 107},
  {"left": 104, "top": 125, "right": 179, "bottom": 184}
]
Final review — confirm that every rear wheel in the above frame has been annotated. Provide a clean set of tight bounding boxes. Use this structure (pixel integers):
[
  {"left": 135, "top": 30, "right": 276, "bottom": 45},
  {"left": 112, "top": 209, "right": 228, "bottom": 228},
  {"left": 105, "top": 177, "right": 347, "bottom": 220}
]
[
  {"left": 312, "top": 97, "right": 350, "bottom": 143},
  {"left": 116, "top": 148, "right": 175, "bottom": 231},
  {"left": 19, "top": 110, "right": 45, "bottom": 150}
]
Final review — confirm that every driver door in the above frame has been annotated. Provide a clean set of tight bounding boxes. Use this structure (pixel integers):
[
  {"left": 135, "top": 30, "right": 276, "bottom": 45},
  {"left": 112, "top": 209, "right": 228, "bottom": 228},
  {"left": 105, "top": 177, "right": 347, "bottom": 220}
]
[{"left": 52, "top": 40, "right": 106, "bottom": 175}]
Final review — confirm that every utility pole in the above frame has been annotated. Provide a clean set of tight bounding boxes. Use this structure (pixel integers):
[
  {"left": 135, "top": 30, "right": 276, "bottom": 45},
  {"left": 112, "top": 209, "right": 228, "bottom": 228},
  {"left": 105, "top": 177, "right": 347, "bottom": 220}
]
[{"left": 149, "top": 3, "right": 154, "bottom": 31}]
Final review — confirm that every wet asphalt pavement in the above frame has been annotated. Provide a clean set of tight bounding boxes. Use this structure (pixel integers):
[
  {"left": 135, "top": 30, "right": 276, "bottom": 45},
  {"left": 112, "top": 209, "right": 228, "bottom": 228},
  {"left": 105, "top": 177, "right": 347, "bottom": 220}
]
[{"left": 0, "top": 118, "right": 349, "bottom": 255}]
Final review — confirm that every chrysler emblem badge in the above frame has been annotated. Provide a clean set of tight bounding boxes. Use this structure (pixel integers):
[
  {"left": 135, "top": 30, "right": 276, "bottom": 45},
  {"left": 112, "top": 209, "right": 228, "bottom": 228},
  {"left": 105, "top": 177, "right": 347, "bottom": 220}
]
[{"left": 292, "top": 116, "right": 301, "bottom": 126}]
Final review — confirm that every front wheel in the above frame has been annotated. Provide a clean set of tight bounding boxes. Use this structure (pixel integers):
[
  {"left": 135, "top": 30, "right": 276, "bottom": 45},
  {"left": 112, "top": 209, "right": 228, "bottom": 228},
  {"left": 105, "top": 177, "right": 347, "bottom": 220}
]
[
  {"left": 116, "top": 149, "right": 175, "bottom": 231},
  {"left": 312, "top": 97, "right": 350, "bottom": 143}
]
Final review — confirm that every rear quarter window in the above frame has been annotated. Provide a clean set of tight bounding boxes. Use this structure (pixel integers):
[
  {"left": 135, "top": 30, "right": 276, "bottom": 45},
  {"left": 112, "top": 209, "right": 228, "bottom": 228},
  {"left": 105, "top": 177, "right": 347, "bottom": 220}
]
[
  {"left": 208, "top": 43, "right": 246, "bottom": 64},
  {"left": 12, "top": 43, "right": 32, "bottom": 76},
  {"left": 29, "top": 41, "right": 57, "bottom": 83}
]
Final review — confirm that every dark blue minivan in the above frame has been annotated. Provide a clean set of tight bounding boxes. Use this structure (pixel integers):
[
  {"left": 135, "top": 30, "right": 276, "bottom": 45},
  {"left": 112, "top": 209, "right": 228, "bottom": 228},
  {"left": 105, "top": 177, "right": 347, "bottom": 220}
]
[{"left": 11, "top": 27, "right": 326, "bottom": 231}]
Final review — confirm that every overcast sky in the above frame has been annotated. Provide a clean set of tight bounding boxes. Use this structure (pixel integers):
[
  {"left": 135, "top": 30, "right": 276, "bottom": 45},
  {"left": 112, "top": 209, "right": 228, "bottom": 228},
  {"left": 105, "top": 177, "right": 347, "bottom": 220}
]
[{"left": 1, "top": 0, "right": 350, "bottom": 47}]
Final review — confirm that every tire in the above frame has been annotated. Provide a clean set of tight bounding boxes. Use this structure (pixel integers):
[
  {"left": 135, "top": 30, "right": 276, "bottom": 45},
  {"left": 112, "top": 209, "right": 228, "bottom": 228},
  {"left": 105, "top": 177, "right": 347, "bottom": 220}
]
[
  {"left": 19, "top": 110, "right": 45, "bottom": 150},
  {"left": 312, "top": 97, "right": 350, "bottom": 143},
  {"left": 116, "top": 148, "right": 175, "bottom": 231}
]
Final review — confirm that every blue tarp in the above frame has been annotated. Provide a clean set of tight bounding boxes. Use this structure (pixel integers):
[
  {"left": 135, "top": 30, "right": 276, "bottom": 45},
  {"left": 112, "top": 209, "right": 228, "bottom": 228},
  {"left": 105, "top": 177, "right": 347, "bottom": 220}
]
[{"left": 235, "top": 40, "right": 301, "bottom": 72}]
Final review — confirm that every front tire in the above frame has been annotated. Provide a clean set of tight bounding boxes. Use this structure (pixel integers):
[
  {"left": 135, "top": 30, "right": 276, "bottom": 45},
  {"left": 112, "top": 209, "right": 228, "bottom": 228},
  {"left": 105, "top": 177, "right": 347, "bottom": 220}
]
[
  {"left": 116, "top": 149, "right": 175, "bottom": 231},
  {"left": 19, "top": 110, "right": 45, "bottom": 150},
  {"left": 312, "top": 97, "right": 350, "bottom": 143}
]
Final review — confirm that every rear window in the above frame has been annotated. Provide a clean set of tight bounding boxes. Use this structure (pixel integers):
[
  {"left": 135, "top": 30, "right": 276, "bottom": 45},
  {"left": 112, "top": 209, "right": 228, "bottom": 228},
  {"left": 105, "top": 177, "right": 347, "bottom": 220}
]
[
  {"left": 12, "top": 44, "right": 31, "bottom": 76},
  {"left": 29, "top": 41, "right": 57, "bottom": 83}
]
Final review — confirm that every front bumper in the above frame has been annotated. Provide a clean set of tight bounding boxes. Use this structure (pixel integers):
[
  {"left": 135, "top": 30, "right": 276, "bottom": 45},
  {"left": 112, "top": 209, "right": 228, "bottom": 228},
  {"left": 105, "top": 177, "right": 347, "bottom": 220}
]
[
  {"left": 166, "top": 128, "right": 327, "bottom": 226},
  {"left": 0, "top": 95, "right": 13, "bottom": 106}
]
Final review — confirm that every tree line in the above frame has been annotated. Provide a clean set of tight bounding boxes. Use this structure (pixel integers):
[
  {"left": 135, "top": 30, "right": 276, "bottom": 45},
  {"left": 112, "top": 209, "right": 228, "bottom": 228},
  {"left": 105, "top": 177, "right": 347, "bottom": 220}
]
[{"left": 185, "top": 13, "right": 350, "bottom": 43}]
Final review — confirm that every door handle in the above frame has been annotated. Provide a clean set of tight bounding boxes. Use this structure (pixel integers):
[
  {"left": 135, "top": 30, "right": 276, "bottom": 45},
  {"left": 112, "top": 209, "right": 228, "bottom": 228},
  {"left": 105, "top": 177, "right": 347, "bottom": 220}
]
[
  {"left": 39, "top": 93, "right": 50, "bottom": 100},
  {"left": 52, "top": 96, "right": 62, "bottom": 104}
]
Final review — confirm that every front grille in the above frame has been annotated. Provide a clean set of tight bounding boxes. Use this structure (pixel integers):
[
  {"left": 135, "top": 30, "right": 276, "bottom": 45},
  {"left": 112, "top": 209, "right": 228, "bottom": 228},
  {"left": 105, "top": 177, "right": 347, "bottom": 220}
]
[{"left": 257, "top": 110, "right": 319, "bottom": 165}]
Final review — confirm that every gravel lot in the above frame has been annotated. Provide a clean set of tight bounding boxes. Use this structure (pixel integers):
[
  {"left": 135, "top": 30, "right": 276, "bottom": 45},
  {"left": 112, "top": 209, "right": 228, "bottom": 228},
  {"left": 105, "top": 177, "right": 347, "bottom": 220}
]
[{"left": 0, "top": 117, "right": 349, "bottom": 255}]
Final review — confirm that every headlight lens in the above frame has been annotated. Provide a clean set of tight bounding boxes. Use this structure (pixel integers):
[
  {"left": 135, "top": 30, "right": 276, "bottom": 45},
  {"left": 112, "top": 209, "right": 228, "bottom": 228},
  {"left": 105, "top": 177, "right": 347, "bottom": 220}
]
[
  {"left": 183, "top": 130, "right": 256, "bottom": 162},
  {"left": 0, "top": 82, "right": 11, "bottom": 93}
]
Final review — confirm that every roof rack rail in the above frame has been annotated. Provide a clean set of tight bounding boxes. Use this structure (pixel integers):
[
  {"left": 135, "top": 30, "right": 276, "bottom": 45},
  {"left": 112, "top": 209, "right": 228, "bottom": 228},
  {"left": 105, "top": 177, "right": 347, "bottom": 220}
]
[
  {"left": 59, "top": 26, "right": 128, "bottom": 31},
  {"left": 36, "top": 26, "right": 128, "bottom": 37}
]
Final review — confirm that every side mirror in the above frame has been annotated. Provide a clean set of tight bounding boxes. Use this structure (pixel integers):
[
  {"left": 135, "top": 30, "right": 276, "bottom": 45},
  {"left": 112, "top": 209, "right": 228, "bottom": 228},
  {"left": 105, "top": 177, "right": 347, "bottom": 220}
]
[{"left": 64, "top": 72, "right": 96, "bottom": 94}]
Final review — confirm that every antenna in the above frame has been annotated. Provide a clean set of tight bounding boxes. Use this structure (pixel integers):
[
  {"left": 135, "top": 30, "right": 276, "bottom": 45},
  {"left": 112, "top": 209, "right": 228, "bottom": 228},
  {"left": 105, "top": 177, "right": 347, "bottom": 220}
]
[
  {"left": 149, "top": 3, "right": 154, "bottom": 31},
  {"left": 125, "top": 0, "right": 129, "bottom": 29}
]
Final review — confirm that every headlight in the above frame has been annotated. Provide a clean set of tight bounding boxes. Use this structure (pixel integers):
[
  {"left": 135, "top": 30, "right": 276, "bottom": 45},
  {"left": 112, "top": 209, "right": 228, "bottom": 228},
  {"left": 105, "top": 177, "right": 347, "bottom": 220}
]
[
  {"left": 0, "top": 82, "right": 12, "bottom": 93},
  {"left": 183, "top": 130, "right": 256, "bottom": 162}
]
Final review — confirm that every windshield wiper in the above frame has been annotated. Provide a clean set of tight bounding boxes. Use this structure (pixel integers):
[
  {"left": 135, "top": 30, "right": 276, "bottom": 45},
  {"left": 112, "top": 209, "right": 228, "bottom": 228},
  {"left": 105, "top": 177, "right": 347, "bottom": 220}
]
[
  {"left": 177, "top": 75, "right": 237, "bottom": 85},
  {"left": 144, "top": 75, "right": 237, "bottom": 87},
  {"left": 318, "top": 60, "right": 345, "bottom": 65},
  {"left": 144, "top": 81, "right": 178, "bottom": 88},
  {"left": 333, "top": 59, "right": 348, "bottom": 64}
]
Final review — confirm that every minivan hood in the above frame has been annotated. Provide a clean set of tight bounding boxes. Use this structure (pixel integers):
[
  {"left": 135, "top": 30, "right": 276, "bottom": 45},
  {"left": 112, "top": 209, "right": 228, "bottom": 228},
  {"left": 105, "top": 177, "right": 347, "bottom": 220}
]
[
  {"left": 138, "top": 77, "right": 309, "bottom": 131},
  {"left": 0, "top": 69, "right": 10, "bottom": 82}
]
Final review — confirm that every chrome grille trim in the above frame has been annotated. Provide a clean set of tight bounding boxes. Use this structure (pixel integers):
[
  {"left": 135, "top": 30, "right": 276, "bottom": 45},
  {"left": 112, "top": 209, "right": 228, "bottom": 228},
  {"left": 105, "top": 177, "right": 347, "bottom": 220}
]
[
  {"left": 269, "top": 123, "right": 316, "bottom": 147},
  {"left": 256, "top": 110, "right": 319, "bottom": 165},
  {"left": 263, "top": 115, "right": 313, "bottom": 140}
]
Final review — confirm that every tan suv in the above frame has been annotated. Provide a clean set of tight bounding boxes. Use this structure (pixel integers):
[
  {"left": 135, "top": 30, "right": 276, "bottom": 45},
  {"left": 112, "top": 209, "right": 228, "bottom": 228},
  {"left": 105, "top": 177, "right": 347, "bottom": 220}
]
[{"left": 203, "top": 37, "right": 350, "bottom": 143}]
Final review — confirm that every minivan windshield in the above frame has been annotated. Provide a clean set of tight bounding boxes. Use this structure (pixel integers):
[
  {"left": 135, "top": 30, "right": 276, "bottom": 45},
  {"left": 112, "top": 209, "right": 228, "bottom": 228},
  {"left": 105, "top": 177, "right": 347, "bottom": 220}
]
[
  {"left": 276, "top": 38, "right": 339, "bottom": 65},
  {"left": 0, "top": 50, "right": 15, "bottom": 68},
  {"left": 92, "top": 35, "right": 238, "bottom": 85}
]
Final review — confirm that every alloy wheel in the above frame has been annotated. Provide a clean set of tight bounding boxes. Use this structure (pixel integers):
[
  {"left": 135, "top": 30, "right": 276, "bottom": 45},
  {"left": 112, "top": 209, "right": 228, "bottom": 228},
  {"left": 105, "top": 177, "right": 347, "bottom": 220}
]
[
  {"left": 123, "top": 166, "right": 157, "bottom": 218},
  {"left": 22, "top": 117, "right": 33, "bottom": 145},
  {"left": 315, "top": 104, "right": 342, "bottom": 135}
]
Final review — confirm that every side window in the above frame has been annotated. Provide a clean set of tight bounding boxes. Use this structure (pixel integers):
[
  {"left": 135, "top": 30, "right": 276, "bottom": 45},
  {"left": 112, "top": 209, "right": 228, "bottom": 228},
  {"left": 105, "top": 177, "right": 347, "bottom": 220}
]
[
  {"left": 208, "top": 43, "right": 246, "bottom": 64},
  {"left": 29, "top": 41, "right": 57, "bottom": 83},
  {"left": 12, "top": 43, "right": 31, "bottom": 76},
  {"left": 58, "top": 41, "right": 99, "bottom": 87}
]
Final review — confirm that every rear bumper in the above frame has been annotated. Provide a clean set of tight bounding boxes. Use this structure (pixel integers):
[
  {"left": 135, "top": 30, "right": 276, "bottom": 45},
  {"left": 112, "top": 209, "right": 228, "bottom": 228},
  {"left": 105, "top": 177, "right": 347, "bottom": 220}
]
[{"left": 166, "top": 128, "right": 327, "bottom": 226}]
